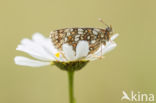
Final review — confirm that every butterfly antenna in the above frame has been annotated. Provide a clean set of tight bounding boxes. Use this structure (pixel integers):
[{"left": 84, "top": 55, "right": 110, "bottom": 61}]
[{"left": 98, "top": 18, "right": 109, "bottom": 27}]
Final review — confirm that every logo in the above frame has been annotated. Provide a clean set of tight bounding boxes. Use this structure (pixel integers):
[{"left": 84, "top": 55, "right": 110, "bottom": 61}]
[{"left": 121, "top": 91, "right": 154, "bottom": 102}]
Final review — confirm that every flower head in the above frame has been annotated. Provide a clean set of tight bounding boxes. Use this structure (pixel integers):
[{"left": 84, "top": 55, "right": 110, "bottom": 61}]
[
  {"left": 14, "top": 31, "right": 118, "bottom": 70},
  {"left": 14, "top": 25, "right": 119, "bottom": 103}
]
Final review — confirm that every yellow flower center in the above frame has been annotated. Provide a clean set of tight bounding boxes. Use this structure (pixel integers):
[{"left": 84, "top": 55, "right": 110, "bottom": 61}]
[{"left": 55, "top": 52, "right": 60, "bottom": 58}]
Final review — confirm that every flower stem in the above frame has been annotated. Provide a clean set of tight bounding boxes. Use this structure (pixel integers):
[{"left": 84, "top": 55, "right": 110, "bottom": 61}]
[{"left": 68, "top": 70, "right": 74, "bottom": 103}]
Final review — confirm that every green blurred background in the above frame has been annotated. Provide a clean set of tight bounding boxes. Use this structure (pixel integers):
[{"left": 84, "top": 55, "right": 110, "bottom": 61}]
[{"left": 0, "top": 0, "right": 156, "bottom": 103}]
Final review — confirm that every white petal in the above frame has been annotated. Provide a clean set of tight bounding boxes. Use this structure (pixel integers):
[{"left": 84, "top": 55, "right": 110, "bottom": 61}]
[
  {"left": 86, "top": 56, "right": 97, "bottom": 61},
  {"left": 95, "top": 42, "right": 116, "bottom": 58},
  {"left": 76, "top": 41, "right": 89, "bottom": 59},
  {"left": 111, "top": 33, "right": 119, "bottom": 41},
  {"left": 62, "top": 44, "right": 76, "bottom": 61},
  {"left": 32, "top": 32, "right": 46, "bottom": 42},
  {"left": 14, "top": 56, "right": 51, "bottom": 67},
  {"left": 17, "top": 40, "right": 54, "bottom": 61},
  {"left": 32, "top": 33, "right": 64, "bottom": 61},
  {"left": 32, "top": 33, "right": 58, "bottom": 54},
  {"left": 94, "top": 42, "right": 117, "bottom": 57},
  {"left": 99, "top": 42, "right": 116, "bottom": 55},
  {"left": 17, "top": 33, "right": 56, "bottom": 61},
  {"left": 86, "top": 42, "right": 117, "bottom": 60}
]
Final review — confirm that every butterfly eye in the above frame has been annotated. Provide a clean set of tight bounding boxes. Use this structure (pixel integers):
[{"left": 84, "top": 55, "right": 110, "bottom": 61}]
[{"left": 106, "top": 27, "right": 112, "bottom": 32}]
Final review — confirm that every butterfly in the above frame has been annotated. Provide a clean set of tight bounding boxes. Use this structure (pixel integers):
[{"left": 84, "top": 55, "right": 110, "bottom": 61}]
[{"left": 50, "top": 19, "right": 113, "bottom": 55}]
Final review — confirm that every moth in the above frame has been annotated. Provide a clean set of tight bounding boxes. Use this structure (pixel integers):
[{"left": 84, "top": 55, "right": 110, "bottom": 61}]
[{"left": 50, "top": 19, "right": 113, "bottom": 55}]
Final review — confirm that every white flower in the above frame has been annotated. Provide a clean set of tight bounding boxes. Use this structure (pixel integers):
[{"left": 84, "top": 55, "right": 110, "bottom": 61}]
[{"left": 14, "top": 32, "right": 118, "bottom": 67}]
